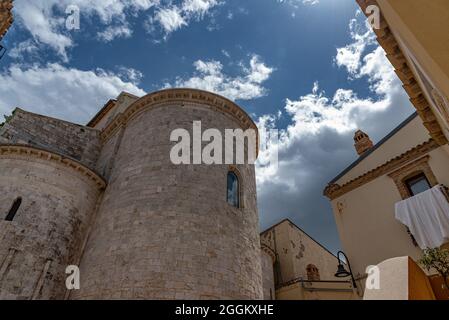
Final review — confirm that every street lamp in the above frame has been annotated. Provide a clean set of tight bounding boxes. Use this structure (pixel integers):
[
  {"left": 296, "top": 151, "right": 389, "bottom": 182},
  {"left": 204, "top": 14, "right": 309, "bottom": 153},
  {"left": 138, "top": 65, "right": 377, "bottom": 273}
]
[{"left": 335, "top": 251, "right": 357, "bottom": 289}]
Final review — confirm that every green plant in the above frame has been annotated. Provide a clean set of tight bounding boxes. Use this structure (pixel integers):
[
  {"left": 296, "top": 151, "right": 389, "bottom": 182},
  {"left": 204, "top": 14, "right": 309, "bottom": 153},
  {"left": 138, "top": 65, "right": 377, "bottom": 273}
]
[{"left": 419, "top": 247, "right": 449, "bottom": 290}]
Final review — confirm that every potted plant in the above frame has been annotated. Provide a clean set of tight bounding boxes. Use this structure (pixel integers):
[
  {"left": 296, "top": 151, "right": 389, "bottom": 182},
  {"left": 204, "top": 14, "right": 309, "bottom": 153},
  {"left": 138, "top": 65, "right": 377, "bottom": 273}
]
[{"left": 419, "top": 247, "right": 449, "bottom": 294}]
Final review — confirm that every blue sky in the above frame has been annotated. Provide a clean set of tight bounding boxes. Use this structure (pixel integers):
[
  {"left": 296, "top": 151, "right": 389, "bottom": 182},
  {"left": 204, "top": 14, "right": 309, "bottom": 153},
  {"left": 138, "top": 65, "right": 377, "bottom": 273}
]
[{"left": 0, "top": 0, "right": 417, "bottom": 254}]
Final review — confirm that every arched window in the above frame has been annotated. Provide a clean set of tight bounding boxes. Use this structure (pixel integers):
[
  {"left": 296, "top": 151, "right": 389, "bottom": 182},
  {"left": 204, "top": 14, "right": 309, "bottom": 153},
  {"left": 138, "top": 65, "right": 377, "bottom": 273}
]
[
  {"left": 5, "top": 197, "right": 22, "bottom": 221},
  {"left": 306, "top": 264, "right": 320, "bottom": 281},
  {"left": 227, "top": 171, "right": 240, "bottom": 208}
]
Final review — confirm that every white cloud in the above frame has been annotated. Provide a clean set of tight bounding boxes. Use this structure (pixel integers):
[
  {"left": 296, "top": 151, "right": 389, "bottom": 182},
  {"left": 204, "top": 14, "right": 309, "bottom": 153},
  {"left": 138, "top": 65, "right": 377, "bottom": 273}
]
[
  {"left": 13, "top": 0, "right": 219, "bottom": 60},
  {"left": 301, "top": 0, "right": 319, "bottom": 5},
  {"left": 0, "top": 63, "right": 145, "bottom": 124},
  {"left": 97, "top": 24, "right": 133, "bottom": 42},
  {"left": 145, "top": 0, "right": 220, "bottom": 38},
  {"left": 334, "top": 18, "right": 376, "bottom": 75},
  {"left": 183, "top": 0, "right": 219, "bottom": 16},
  {"left": 221, "top": 49, "right": 230, "bottom": 58},
  {"left": 8, "top": 39, "right": 39, "bottom": 60},
  {"left": 154, "top": 7, "right": 187, "bottom": 34},
  {"left": 246, "top": 56, "right": 274, "bottom": 83},
  {"left": 255, "top": 14, "right": 414, "bottom": 232},
  {"left": 165, "top": 54, "right": 274, "bottom": 101},
  {"left": 277, "top": 0, "right": 320, "bottom": 7},
  {"left": 257, "top": 15, "right": 413, "bottom": 202},
  {"left": 117, "top": 67, "right": 144, "bottom": 83},
  {"left": 14, "top": 0, "right": 73, "bottom": 61},
  {"left": 13, "top": 0, "right": 159, "bottom": 60}
]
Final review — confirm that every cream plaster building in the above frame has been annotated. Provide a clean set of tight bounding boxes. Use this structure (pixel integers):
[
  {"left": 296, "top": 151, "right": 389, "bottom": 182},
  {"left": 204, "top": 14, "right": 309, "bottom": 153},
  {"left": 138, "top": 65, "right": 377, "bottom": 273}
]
[
  {"left": 322, "top": 0, "right": 449, "bottom": 299},
  {"left": 357, "top": 0, "right": 449, "bottom": 146},
  {"left": 325, "top": 114, "right": 449, "bottom": 299},
  {"left": 325, "top": 113, "right": 449, "bottom": 291}
]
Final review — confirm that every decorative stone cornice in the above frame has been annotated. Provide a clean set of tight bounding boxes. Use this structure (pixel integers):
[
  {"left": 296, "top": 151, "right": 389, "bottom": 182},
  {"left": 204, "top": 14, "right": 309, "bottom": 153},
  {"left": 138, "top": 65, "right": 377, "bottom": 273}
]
[
  {"left": 356, "top": 0, "right": 448, "bottom": 146},
  {"left": 0, "top": 144, "right": 106, "bottom": 190},
  {"left": 324, "top": 139, "right": 440, "bottom": 200},
  {"left": 0, "top": 0, "right": 13, "bottom": 41},
  {"left": 99, "top": 88, "right": 260, "bottom": 155}
]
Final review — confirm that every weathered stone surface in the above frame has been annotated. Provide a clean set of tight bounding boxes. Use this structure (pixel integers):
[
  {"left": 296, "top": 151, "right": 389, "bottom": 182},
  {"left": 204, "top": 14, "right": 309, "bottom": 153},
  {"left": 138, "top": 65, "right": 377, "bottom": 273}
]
[
  {"left": 0, "top": 89, "right": 264, "bottom": 300},
  {"left": 0, "top": 109, "right": 101, "bottom": 169},
  {"left": 72, "top": 103, "right": 263, "bottom": 300},
  {"left": 261, "top": 220, "right": 342, "bottom": 285},
  {"left": 261, "top": 250, "right": 275, "bottom": 300},
  {"left": 0, "top": 155, "right": 102, "bottom": 299}
]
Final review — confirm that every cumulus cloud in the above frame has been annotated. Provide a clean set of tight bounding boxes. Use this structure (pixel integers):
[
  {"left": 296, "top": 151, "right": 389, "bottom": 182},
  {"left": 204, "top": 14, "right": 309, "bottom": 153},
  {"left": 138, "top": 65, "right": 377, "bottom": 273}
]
[
  {"left": 153, "top": 6, "right": 188, "bottom": 34},
  {"left": 97, "top": 24, "right": 133, "bottom": 42},
  {"left": 277, "top": 0, "right": 320, "bottom": 7},
  {"left": 334, "top": 18, "right": 376, "bottom": 75},
  {"left": 255, "top": 15, "right": 414, "bottom": 251},
  {"left": 117, "top": 66, "right": 144, "bottom": 83},
  {"left": 0, "top": 63, "right": 145, "bottom": 124},
  {"left": 8, "top": 39, "right": 39, "bottom": 60},
  {"left": 257, "top": 16, "right": 406, "bottom": 187},
  {"left": 13, "top": 0, "right": 158, "bottom": 60},
  {"left": 145, "top": 0, "right": 220, "bottom": 38},
  {"left": 301, "top": 0, "right": 319, "bottom": 5},
  {"left": 183, "top": 0, "right": 220, "bottom": 16},
  {"left": 13, "top": 0, "right": 220, "bottom": 60},
  {"left": 164, "top": 54, "right": 274, "bottom": 101}
]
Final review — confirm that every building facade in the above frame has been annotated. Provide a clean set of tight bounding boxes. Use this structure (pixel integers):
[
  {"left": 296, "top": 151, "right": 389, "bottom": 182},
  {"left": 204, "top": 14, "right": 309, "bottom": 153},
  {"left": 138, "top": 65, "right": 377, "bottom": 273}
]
[
  {"left": 260, "top": 219, "right": 359, "bottom": 300},
  {"left": 357, "top": 0, "right": 449, "bottom": 146},
  {"left": 0, "top": 88, "right": 263, "bottom": 300},
  {"left": 321, "top": 0, "right": 449, "bottom": 299},
  {"left": 324, "top": 113, "right": 449, "bottom": 294}
]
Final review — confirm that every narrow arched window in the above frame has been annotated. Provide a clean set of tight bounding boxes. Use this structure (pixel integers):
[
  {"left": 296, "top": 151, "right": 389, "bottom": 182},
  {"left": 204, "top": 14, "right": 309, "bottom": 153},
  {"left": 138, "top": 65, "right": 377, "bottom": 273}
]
[
  {"left": 227, "top": 171, "right": 240, "bottom": 208},
  {"left": 5, "top": 197, "right": 22, "bottom": 221}
]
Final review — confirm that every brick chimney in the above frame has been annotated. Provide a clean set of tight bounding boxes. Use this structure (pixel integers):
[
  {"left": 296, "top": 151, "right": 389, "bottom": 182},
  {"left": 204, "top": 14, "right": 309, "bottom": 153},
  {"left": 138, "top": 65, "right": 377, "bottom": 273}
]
[{"left": 354, "top": 130, "right": 373, "bottom": 156}]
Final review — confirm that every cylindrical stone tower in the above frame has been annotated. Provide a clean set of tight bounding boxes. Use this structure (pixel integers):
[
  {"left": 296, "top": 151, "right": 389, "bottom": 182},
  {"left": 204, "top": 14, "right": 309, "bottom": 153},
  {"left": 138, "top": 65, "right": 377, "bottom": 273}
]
[{"left": 73, "top": 89, "right": 263, "bottom": 299}]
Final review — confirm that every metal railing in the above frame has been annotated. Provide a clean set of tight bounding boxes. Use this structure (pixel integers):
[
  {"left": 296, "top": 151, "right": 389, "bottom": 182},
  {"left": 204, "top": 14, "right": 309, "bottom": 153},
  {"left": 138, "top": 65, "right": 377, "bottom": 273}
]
[{"left": 276, "top": 276, "right": 351, "bottom": 289}]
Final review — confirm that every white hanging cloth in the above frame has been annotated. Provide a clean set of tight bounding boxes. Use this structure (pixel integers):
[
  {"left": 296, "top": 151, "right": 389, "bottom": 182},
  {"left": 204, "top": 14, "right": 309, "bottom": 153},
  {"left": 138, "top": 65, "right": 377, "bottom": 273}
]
[{"left": 395, "top": 185, "right": 449, "bottom": 249}]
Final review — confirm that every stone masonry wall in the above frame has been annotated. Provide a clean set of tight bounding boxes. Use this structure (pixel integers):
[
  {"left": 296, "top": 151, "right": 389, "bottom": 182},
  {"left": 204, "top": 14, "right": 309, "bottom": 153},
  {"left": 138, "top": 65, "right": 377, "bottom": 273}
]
[
  {"left": 0, "top": 109, "right": 101, "bottom": 170},
  {"left": 95, "top": 128, "right": 123, "bottom": 180},
  {"left": 261, "top": 251, "right": 275, "bottom": 300},
  {"left": 0, "top": 154, "right": 102, "bottom": 299},
  {"left": 261, "top": 220, "right": 340, "bottom": 286},
  {"left": 73, "top": 102, "right": 263, "bottom": 299}
]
